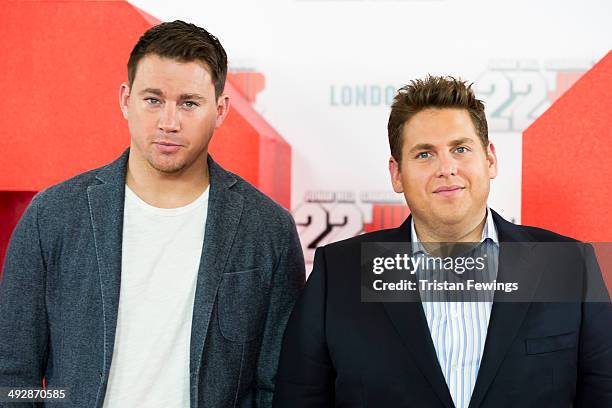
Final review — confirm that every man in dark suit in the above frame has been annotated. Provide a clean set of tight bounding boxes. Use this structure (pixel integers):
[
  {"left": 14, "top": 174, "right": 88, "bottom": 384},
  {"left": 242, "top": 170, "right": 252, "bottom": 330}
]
[
  {"left": 0, "top": 21, "right": 304, "bottom": 407},
  {"left": 273, "top": 75, "right": 611, "bottom": 407}
]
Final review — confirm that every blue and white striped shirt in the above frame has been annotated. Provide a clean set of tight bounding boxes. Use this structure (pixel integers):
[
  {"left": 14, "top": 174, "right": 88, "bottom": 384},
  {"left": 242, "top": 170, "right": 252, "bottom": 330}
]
[{"left": 411, "top": 209, "right": 499, "bottom": 408}]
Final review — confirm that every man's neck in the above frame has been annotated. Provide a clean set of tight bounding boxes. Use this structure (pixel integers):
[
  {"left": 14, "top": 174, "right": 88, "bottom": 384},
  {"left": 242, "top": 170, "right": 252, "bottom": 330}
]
[
  {"left": 126, "top": 153, "right": 210, "bottom": 209},
  {"left": 414, "top": 208, "right": 488, "bottom": 244}
]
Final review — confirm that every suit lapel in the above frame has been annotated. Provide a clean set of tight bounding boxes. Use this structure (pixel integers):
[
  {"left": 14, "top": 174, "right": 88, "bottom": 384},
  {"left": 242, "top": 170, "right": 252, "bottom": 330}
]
[
  {"left": 380, "top": 218, "right": 456, "bottom": 408},
  {"left": 468, "top": 211, "right": 541, "bottom": 408},
  {"left": 86, "top": 149, "right": 129, "bottom": 383},
  {"left": 383, "top": 301, "right": 456, "bottom": 408},
  {"left": 189, "top": 156, "right": 244, "bottom": 382}
]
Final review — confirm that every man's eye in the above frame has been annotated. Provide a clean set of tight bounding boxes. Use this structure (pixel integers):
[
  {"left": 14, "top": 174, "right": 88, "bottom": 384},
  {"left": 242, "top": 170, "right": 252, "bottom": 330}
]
[
  {"left": 183, "top": 101, "right": 198, "bottom": 108},
  {"left": 416, "top": 152, "right": 431, "bottom": 159},
  {"left": 455, "top": 146, "right": 469, "bottom": 154},
  {"left": 145, "top": 98, "right": 161, "bottom": 105}
]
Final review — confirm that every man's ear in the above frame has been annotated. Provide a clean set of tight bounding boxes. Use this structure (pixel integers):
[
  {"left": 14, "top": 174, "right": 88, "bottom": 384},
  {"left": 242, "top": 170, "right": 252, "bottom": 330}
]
[
  {"left": 215, "top": 94, "right": 231, "bottom": 129},
  {"left": 389, "top": 156, "right": 404, "bottom": 193},
  {"left": 487, "top": 142, "right": 498, "bottom": 180},
  {"left": 119, "top": 83, "right": 130, "bottom": 119}
]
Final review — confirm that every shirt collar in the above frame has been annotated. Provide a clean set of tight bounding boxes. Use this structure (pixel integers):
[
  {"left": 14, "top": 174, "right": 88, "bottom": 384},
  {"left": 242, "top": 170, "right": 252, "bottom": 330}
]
[{"left": 411, "top": 207, "right": 499, "bottom": 254}]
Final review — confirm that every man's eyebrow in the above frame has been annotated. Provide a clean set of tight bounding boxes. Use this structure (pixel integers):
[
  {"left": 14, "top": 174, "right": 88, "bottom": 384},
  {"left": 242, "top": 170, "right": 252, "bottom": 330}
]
[
  {"left": 408, "top": 138, "right": 476, "bottom": 154},
  {"left": 408, "top": 143, "right": 435, "bottom": 154},
  {"left": 448, "top": 137, "right": 475, "bottom": 147},
  {"left": 179, "top": 93, "right": 206, "bottom": 101},
  {"left": 139, "top": 88, "right": 164, "bottom": 97},
  {"left": 137, "top": 89, "right": 206, "bottom": 101}
]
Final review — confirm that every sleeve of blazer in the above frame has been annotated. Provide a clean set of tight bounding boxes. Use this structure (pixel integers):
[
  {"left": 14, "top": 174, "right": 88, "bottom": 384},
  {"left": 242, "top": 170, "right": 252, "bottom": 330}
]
[
  {"left": 0, "top": 194, "right": 48, "bottom": 389},
  {"left": 254, "top": 216, "right": 306, "bottom": 407},
  {"left": 574, "top": 243, "right": 612, "bottom": 407},
  {"left": 273, "top": 246, "right": 335, "bottom": 408}
]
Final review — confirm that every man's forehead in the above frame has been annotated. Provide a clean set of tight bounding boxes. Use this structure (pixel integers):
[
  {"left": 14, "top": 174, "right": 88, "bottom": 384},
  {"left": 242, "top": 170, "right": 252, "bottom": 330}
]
[
  {"left": 132, "top": 54, "right": 213, "bottom": 88},
  {"left": 402, "top": 108, "right": 479, "bottom": 147},
  {"left": 406, "top": 134, "right": 479, "bottom": 146}
]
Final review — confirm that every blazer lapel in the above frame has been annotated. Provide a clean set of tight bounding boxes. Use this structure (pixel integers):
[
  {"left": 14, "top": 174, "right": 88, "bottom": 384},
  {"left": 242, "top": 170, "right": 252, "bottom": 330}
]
[
  {"left": 383, "top": 301, "right": 456, "bottom": 408},
  {"left": 189, "top": 156, "right": 244, "bottom": 386},
  {"left": 381, "top": 218, "right": 456, "bottom": 408},
  {"left": 86, "top": 149, "right": 129, "bottom": 384},
  {"left": 468, "top": 211, "right": 541, "bottom": 408}
]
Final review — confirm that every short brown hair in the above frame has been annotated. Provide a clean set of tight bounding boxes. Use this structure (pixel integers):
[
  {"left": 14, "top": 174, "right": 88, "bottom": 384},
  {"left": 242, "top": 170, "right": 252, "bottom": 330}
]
[
  {"left": 387, "top": 75, "right": 488, "bottom": 164},
  {"left": 127, "top": 20, "right": 227, "bottom": 98}
]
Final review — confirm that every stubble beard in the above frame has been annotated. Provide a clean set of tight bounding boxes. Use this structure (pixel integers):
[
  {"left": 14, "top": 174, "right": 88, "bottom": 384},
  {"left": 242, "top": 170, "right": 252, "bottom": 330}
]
[
  {"left": 146, "top": 152, "right": 187, "bottom": 175},
  {"left": 152, "top": 161, "right": 184, "bottom": 174}
]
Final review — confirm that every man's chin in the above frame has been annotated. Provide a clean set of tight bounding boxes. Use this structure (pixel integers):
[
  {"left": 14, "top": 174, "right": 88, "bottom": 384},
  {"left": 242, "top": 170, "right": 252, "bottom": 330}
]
[
  {"left": 148, "top": 158, "right": 185, "bottom": 174},
  {"left": 431, "top": 208, "right": 469, "bottom": 227}
]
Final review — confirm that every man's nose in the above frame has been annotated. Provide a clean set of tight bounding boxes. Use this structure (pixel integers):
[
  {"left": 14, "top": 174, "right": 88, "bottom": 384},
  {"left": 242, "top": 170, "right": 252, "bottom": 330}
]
[
  {"left": 158, "top": 103, "right": 180, "bottom": 132},
  {"left": 435, "top": 152, "right": 457, "bottom": 177}
]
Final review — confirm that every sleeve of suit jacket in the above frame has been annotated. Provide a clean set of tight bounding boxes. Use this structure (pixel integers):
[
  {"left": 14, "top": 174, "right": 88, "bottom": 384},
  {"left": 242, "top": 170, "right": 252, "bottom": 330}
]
[
  {"left": 574, "top": 243, "right": 612, "bottom": 407},
  {"left": 272, "top": 246, "right": 335, "bottom": 408},
  {"left": 254, "top": 215, "right": 306, "bottom": 407},
  {"left": 0, "top": 194, "right": 48, "bottom": 391}
]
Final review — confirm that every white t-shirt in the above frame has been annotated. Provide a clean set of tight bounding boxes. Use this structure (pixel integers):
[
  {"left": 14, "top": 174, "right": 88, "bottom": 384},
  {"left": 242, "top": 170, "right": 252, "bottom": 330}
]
[{"left": 103, "top": 185, "right": 209, "bottom": 408}]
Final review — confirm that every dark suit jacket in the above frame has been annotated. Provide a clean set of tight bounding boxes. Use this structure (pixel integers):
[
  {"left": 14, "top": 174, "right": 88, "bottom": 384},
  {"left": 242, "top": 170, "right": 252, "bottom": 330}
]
[
  {"left": 0, "top": 149, "right": 305, "bottom": 407},
  {"left": 273, "top": 210, "right": 612, "bottom": 407}
]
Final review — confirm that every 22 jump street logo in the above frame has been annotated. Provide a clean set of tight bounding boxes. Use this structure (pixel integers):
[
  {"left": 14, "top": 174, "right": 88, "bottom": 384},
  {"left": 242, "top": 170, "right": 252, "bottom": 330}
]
[
  {"left": 294, "top": 191, "right": 410, "bottom": 265},
  {"left": 474, "top": 59, "right": 591, "bottom": 132}
]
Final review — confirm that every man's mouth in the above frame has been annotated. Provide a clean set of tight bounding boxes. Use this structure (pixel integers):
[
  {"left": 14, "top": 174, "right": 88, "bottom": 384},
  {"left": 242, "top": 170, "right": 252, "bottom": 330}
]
[
  {"left": 153, "top": 141, "right": 182, "bottom": 153},
  {"left": 433, "top": 185, "right": 465, "bottom": 197}
]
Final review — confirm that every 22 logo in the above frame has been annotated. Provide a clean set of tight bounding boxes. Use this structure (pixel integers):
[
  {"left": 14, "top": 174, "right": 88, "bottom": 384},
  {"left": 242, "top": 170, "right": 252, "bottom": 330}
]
[
  {"left": 294, "top": 202, "right": 363, "bottom": 264},
  {"left": 475, "top": 71, "right": 550, "bottom": 132}
]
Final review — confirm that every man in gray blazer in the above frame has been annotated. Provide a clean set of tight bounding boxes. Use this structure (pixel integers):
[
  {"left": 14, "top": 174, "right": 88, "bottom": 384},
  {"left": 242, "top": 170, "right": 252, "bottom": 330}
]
[{"left": 0, "top": 21, "right": 304, "bottom": 407}]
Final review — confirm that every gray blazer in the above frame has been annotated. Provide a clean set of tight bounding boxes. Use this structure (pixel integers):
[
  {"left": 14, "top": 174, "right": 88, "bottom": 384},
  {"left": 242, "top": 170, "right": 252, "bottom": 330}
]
[{"left": 0, "top": 149, "right": 305, "bottom": 407}]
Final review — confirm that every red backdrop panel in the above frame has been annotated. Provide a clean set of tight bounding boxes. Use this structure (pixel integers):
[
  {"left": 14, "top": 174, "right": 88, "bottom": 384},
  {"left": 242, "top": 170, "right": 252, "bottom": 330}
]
[{"left": 523, "top": 50, "right": 612, "bottom": 291}]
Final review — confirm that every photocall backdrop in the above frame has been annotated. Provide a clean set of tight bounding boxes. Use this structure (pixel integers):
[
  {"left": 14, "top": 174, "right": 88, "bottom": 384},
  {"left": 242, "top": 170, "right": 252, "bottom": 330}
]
[{"left": 0, "top": 1, "right": 610, "bottom": 288}]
